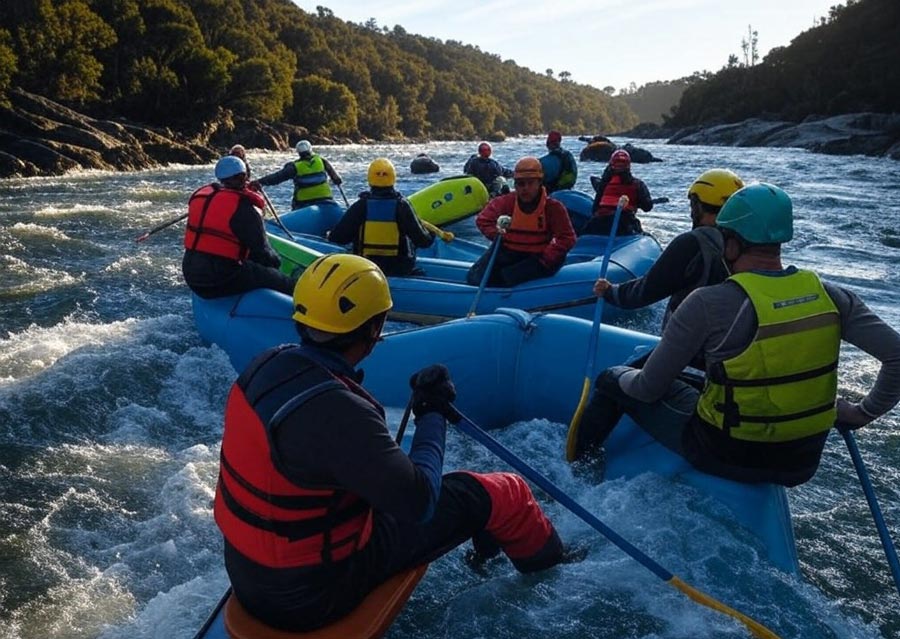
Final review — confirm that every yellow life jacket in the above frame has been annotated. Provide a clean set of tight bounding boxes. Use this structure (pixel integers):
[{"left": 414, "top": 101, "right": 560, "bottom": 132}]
[
  {"left": 696, "top": 270, "right": 841, "bottom": 442},
  {"left": 360, "top": 197, "right": 401, "bottom": 257},
  {"left": 293, "top": 155, "right": 332, "bottom": 203}
]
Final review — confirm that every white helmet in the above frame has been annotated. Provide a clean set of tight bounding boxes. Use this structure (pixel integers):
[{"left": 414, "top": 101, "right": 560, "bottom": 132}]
[{"left": 296, "top": 140, "right": 312, "bottom": 156}]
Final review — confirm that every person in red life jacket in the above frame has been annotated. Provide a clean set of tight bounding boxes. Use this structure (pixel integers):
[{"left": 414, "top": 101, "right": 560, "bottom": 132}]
[
  {"left": 583, "top": 149, "right": 654, "bottom": 236},
  {"left": 250, "top": 140, "right": 343, "bottom": 210},
  {"left": 327, "top": 158, "right": 435, "bottom": 276},
  {"left": 214, "top": 254, "right": 571, "bottom": 632},
  {"left": 228, "top": 144, "right": 251, "bottom": 179},
  {"left": 181, "top": 156, "right": 294, "bottom": 299},
  {"left": 466, "top": 156, "right": 576, "bottom": 287}
]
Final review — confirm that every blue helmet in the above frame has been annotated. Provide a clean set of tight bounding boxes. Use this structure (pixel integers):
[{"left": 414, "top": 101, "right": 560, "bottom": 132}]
[
  {"left": 717, "top": 183, "right": 793, "bottom": 244},
  {"left": 215, "top": 156, "right": 247, "bottom": 181}
]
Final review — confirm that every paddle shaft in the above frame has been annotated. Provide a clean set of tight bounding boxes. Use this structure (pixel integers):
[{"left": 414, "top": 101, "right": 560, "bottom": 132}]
[
  {"left": 395, "top": 397, "right": 414, "bottom": 445},
  {"left": 260, "top": 189, "right": 297, "bottom": 242},
  {"left": 451, "top": 408, "right": 780, "bottom": 638},
  {"left": 840, "top": 427, "right": 900, "bottom": 595},
  {"left": 467, "top": 235, "right": 501, "bottom": 318},
  {"left": 651, "top": 197, "right": 669, "bottom": 204},
  {"left": 566, "top": 195, "right": 628, "bottom": 456},
  {"left": 337, "top": 183, "right": 350, "bottom": 207},
  {"left": 134, "top": 212, "right": 188, "bottom": 243}
]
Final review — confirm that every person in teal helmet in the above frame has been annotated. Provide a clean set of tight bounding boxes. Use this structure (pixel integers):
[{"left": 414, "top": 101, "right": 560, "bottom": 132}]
[
  {"left": 251, "top": 140, "right": 343, "bottom": 210},
  {"left": 567, "top": 183, "right": 900, "bottom": 487}
]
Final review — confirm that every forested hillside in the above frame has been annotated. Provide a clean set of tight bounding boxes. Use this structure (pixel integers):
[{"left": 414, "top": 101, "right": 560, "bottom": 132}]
[
  {"left": 0, "top": 0, "right": 637, "bottom": 140},
  {"left": 618, "top": 79, "right": 692, "bottom": 125},
  {"left": 667, "top": 0, "right": 899, "bottom": 127}
]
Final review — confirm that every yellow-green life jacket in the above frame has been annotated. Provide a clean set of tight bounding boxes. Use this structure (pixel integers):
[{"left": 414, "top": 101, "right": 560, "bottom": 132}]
[
  {"left": 696, "top": 270, "right": 840, "bottom": 442},
  {"left": 293, "top": 155, "right": 332, "bottom": 203}
]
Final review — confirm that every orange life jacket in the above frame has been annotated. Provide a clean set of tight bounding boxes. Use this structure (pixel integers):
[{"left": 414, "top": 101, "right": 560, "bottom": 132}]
[
  {"left": 214, "top": 346, "right": 375, "bottom": 569},
  {"left": 502, "top": 190, "right": 551, "bottom": 254},
  {"left": 596, "top": 175, "right": 639, "bottom": 216},
  {"left": 184, "top": 184, "right": 263, "bottom": 260}
]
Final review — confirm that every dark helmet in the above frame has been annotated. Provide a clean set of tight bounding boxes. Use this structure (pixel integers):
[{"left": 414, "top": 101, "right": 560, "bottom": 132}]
[
  {"left": 546, "top": 130, "right": 562, "bottom": 148},
  {"left": 478, "top": 142, "right": 492, "bottom": 158}
]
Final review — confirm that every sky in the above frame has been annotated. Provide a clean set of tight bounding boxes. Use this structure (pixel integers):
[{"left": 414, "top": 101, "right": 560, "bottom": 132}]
[{"left": 292, "top": 0, "right": 840, "bottom": 92}]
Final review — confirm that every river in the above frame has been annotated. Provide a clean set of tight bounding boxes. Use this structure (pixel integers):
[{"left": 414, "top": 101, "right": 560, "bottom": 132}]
[{"left": 1, "top": 137, "right": 899, "bottom": 638}]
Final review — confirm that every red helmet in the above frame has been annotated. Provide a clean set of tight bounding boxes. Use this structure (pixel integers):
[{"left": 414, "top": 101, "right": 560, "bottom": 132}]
[
  {"left": 546, "top": 130, "right": 562, "bottom": 148},
  {"left": 478, "top": 142, "right": 492, "bottom": 158},
  {"left": 610, "top": 149, "right": 631, "bottom": 171}
]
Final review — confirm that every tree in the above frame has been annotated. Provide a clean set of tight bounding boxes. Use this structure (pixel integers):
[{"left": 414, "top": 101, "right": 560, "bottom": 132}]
[
  {"left": 741, "top": 24, "right": 759, "bottom": 66},
  {"left": 602, "top": 85, "right": 615, "bottom": 95},
  {"left": 290, "top": 74, "right": 358, "bottom": 136},
  {"left": 558, "top": 70, "right": 572, "bottom": 83},
  {"left": 0, "top": 29, "right": 18, "bottom": 102},
  {"left": 545, "top": 68, "right": 554, "bottom": 78}
]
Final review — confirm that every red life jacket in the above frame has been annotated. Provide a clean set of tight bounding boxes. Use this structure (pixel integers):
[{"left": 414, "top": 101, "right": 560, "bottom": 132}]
[
  {"left": 502, "top": 190, "right": 551, "bottom": 254},
  {"left": 595, "top": 175, "right": 639, "bottom": 217},
  {"left": 184, "top": 184, "right": 263, "bottom": 260},
  {"left": 214, "top": 346, "right": 375, "bottom": 569}
]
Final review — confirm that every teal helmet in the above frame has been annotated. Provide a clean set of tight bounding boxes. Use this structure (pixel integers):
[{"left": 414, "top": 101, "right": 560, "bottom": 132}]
[{"left": 716, "top": 183, "right": 793, "bottom": 244}]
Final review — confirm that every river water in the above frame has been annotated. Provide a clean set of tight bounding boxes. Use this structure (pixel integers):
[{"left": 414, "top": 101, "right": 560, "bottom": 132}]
[{"left": 1, "top": 138, "right": 899, "bottom": 638}]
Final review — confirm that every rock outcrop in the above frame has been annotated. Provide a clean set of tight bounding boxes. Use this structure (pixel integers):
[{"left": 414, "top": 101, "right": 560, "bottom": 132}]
[
  {"left": 0, "top": 89, "right": 326, "bottom": 179},
  {"left": 665, "top": 113, "right": 900, "bottom": 159}
]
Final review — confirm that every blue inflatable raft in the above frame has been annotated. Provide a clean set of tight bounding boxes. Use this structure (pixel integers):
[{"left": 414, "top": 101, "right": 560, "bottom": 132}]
[
  {"left": 190, "top": 300, "right": 798, "bottom": 638},
  {"left": 266, "top": 230, "right": 661, "bottom": 323}
]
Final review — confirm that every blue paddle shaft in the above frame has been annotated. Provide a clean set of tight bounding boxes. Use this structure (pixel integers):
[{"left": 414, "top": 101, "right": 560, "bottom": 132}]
[
  {"left": 584, "top": 197, "right": 627, "bottom": 375},
  {"left": 468, "top": 235, "right": 501, "bottom": 317},
  {"left": 841, "top": 428, "right": 900, "bottom": 595},
  {"left": 454, "top": 410, "right": 671, "bottom": 581}
]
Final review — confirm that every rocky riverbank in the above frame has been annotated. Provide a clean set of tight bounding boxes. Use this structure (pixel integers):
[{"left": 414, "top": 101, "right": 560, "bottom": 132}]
[
  {"left": 0, "top": 89, "right": 354, "bottom": 179},
  {"left": 618, "top": 113, "right": 900, "bottom": 160}
]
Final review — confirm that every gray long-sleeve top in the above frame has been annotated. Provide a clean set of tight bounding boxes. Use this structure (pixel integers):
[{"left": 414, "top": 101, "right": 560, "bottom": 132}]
[{"left": 618, "top": 268, "right": 900, "bottom": 419}]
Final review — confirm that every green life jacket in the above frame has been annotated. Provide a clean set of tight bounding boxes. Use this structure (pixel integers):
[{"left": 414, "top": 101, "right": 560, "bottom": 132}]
[
  {"left": 696, "top": 270, "right": 841, "bottom": 442},
  {"left": 293, "top": 155, "right": 332, "bottom": 203}
]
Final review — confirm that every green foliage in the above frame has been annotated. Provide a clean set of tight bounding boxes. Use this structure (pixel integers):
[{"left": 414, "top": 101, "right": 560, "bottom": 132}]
[
  {"left": 620, "top": 79, "right": 691, "bottom": 124},
  {"left": 0, "top": 30, "right": 18, "bottom": 102},
  {"left": 667, "top": 0, "right": 899, "bottom": 126},
  {"left": 3, "top": 0, "right": 640, "bottom": 138},
  {"left": 290, "top": 75, "right": 358, "bottom": 136}
]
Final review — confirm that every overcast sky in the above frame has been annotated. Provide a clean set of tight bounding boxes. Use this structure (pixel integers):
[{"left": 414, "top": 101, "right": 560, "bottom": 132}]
[{"left": 293, "top": 0, "right": 840, "bottom": 92}]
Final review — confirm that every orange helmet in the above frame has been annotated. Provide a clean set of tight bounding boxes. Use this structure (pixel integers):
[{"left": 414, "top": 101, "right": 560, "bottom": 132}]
[{"left": 513, "top": 156, "right": 543, "bottom": 179}]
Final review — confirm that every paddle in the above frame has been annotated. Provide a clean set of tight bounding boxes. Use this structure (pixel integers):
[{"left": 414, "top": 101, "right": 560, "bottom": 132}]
[
  {"left": 467, "top": 236, "right": 501, "bottom": 318},
  {"left": 134, "top": 212, "right": 188, "bottom": 243},
  {"left": 448, "top": 406, "right": 781, "bottom": 639},
  {"left": 395, "top": 398, "right": 414, "bottom": 445},
  {"left": 652, "top": 197, "right": 670, "bottom": 204},
  {"left": 259, "top": 188, "right": 297, "bottom": 242},
  {"left": 421, "top": 220, "right": 454, "bottom": 242},
  {"left": 565, "top": 195, "right": 628, "bottom": 460},
  {"left": 839, "top": 425, "right": 900, "bottom": 596},
  {"left": 337, "top": 183, "right": 350, "bottom": 207}
]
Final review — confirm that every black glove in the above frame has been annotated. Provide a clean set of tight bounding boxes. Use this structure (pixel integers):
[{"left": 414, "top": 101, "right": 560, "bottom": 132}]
[
  {"left": 409, "top": 364, "right": 459, "bottom": 421},
  {"left": 332, "top": 176, "right": 343, "bottom": 186}
]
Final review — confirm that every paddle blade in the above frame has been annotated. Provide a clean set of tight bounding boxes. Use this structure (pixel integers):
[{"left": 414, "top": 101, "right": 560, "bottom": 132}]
[
  {"left": 134, "top": 233, "right": 150, "bottom": 243},
  {"left": 668, "top": 577, "right": 781, "bottom": 639},
  {"left": 565, "top": 377, "right": 593, "bottom": 461}
]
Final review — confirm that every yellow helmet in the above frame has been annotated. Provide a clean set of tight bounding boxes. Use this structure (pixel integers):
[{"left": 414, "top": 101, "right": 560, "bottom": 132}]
[
  {"left": 687, "top": 169, "right": 745, "bottom": 208},
  {"left": 513, "top": 156, "right": 543, "bottom": 179},
  {"left": 367, "top": 158, "right": 396, "bottom": 187},
  {"left": 292, "top": 254, "right": 393, "bottom": 333}
]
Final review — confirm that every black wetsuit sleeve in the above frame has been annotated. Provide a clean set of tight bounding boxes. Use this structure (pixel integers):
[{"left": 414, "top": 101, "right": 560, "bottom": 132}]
[
  {"left": 327, "top": 200, "right": 365, "bottom": 245},
  {"left": 273, "top": 390, "right": 442, "bottom": 523},
  {"left": 256, "top": 162, "right": 296, "bottom": 187},
  {"left": 636, "top": 179, "right": 653, "bottom": 212},
  {"left": 396, "top": 199, "right": 435, "bottom": 249},
  {"left": 607, "top": 232, "right": 702, "bottom": 309},
  {"left": 230, "top": 199, "right": 280, "bottom": 267}
]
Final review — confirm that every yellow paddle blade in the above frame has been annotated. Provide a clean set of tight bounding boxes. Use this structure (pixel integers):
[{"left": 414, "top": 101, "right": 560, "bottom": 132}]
[
  {"left": 421, "top": 219, "right": 454, "bottom": 242},
  {"left": 565, "top": 377, "right": 592, "bottom": 461},
  {"left": 668, "top": 577, "right": 782, "bottom": 639}
]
